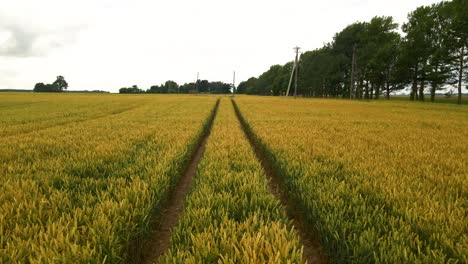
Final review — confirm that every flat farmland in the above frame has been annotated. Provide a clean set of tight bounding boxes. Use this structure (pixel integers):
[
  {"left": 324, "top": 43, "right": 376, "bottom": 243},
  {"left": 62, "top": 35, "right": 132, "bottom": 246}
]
[
  {"left": 234, "top": 96, "right": 468, "bottom": 263},
  {"left": 1, "top": 93, "right": 467, "bottom": 263},
  {"left": 0, "top": 93, "right": 218, "bottom": 263}
]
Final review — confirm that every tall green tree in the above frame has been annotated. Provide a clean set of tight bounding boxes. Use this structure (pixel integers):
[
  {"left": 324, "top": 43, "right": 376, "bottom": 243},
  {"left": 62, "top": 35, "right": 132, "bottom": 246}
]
[
  {"left": 443, "top": 0, "right": 468, "bottom": 104},
  {"left": 33, "top": 76, "right": 68, "bottom": 92},
  {"left": 332, "top": 22, "right": 367, "bottom": 98},
  {"left": 254, "top": 65, "right": 288, "bottom": 95},
  {"left": 164, "top": 80, "right": 179, "bottom": 93},
  {"left": 299, "top": 46, "right": 343, "bottom": 97},
  {"left": 426, "top": 2, "right": 452, "bottom": 102},
  {"left": 197, "top": 80, "right": 209, "bottom": 93},
  {"left": 52, "top": 76, "right": 68, "bottom": 92},
  {"left": 363, "top": 17, "right": 401, "bottom": 99},
  {"left": 237, "top": 78, "right": 256, "bottom": 94},
  {"left": 240, "top": 1, "right": 466, "bottom": 103},
  {"left": 403, "top": 6, "right": 434, "bottom": 101}
]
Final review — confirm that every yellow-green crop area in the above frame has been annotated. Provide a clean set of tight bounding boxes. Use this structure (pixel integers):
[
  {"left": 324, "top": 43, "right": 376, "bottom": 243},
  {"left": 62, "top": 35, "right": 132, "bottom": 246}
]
[
  {"left": 1, "top": 93, "right": 467, "bottom": 263},
  {"left": 161, "top": 98, "right": 303, "bottom": 263},
  {"left": 0, "top": 93, "right": 217, "bottom": 263},
  {"left": 234, "top": 96, "right": 468, "bottom": 263}
]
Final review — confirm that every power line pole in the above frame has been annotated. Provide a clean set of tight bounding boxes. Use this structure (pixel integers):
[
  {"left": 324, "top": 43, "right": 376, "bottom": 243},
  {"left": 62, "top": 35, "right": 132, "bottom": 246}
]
[
  {"left": 233, "top": 71, "right": 236, "bottom": 96},
  {"left": 195, "top": 72, "right": 199, "bottom": 92},
  {"left": 286, "top": 61, "right": 295, "bottom": 97},
  {"left": 293, "top": 46, "right": 300, "bottom": 99},
  {"left": 286, "top": 46, "right": 300, "bottom": 97}
]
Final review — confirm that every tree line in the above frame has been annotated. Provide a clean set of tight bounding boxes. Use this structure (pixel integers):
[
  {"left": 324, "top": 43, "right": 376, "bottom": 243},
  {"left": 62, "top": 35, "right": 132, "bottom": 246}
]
[
  {"left": 119, "top": 80, "right": 232, "bottom": 94},
  {"left": 237, "top": 0, "right": 467, "bottom": 104},
  {"left": 33, "top": 76, "right": 69, "bottom": 92}
]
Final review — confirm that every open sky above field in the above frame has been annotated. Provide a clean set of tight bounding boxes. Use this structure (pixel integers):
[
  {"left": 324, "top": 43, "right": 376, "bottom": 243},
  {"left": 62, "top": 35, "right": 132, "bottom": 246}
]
[{"left": 0, "top": 0, "right": 442, "bottom": 92}]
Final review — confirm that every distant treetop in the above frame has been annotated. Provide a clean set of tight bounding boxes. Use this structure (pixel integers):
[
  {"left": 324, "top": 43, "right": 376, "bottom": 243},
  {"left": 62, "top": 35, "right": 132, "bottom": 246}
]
[{"left": 33, "top": 76, "right": 68, "bottom": 92}]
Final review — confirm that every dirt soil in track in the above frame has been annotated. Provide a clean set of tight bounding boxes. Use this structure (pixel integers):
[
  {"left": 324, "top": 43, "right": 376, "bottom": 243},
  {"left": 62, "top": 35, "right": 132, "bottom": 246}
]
[
  {"left": 232, "top": 99, "right": 328, "bottom": 264},
  {"left": 134, "top": 99, "right": 219, "bottom": 264}
]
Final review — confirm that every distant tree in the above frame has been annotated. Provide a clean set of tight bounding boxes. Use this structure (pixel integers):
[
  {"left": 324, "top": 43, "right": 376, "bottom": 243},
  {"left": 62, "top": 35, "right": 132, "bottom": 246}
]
[
  {"left": 197, "top": 80, "right": 209, "bottom": 93},
  {"left": 146, "top": 80, "right": 231, "bottom": 94},
  {"left": 33, "top": 76, "right": 68, "bottom": 92},
  {"left": 208, "top": 81, "right": 231, "bottom": 94},
  {"left": 33, "top": 82, "right": 47, "bottom": 92},
  {"left": 300, "top": 46, "right": 343, "bottom": 97},
  {"left": 249, "top": 65, "right": 291, "bottom": 95},
  {"left": 238, "top": 77, "right": 259, "bottom": 94},
  {"left": 179, "top": 82, "right": 195, "bottom": 93},
  {"left": 131, "top": 85, "right": 142, "bottom": 93},
  {"left": 52, "top": 76, "right": 68, "bottom": 92},
  {"left": 236, "top": 81, "right": 247, "bottom": 94},
  {"left": 148, "top": 85, "right": 161, "bottom": 93},
  {"left": 164, "top": 80, "right": 179, "bottom": 93},
  {"left": 119, "top": 85, "right": 143, "bottom": 94}
]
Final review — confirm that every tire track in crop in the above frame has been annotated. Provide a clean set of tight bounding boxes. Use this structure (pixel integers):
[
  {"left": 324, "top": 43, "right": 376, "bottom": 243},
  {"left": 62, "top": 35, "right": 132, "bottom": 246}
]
[
  {"left": 136, "top": 99, "right": 220, "bottom": 264},
  {"left": 0, "top": 101, "right": 42, "bottom": 108},
  {"left": 231, "top": 98, "right": 328, "bottom": 264}
]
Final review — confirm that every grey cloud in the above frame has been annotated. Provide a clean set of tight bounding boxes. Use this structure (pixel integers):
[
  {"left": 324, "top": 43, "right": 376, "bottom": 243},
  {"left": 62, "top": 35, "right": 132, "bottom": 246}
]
[
  {"left": 0, "top": 18, "right": 86, "bottom": 57},
  {"left": 0, "top": 24, "right": 39, "bottom": 57}
]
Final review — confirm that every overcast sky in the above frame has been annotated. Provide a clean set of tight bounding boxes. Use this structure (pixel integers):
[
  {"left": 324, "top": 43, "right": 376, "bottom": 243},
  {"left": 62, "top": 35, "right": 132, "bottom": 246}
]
[{"left": 1, "top": 0, "right": 443, "bottom": 92}]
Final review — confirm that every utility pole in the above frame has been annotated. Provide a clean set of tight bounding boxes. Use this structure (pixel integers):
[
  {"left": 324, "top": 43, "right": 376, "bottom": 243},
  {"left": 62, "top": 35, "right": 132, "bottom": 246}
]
[
  {"left": 233, "top": 71, "right": 236, "bottom": 96},
  {"left": 286, "top": 46, "right": 300, "bottom": 97},
  {"left": 294, "top": 46, "right": 300, "bottom": 99},
  {"left": 286, "top": 61, "right": 295, "bottom": 97},
  {"left": 195, "top": 72, "right": 199, "bottom": 92}
]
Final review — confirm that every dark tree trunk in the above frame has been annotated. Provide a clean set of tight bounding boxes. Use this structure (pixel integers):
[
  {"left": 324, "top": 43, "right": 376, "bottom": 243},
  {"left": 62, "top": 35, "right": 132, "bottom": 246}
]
[
  {"left": 458, "top": 46, "right": 464, "bottom": 105},
  {"left": 375, "top": 83, "right": 381, "bottom": 100},
  {"left": 354, "top": 77, "right": 359, "bottom": 99},
  {"left": 365, "top": 80, "right": 369, "bottom": 99},
  {"left": 410, "top": 66, "right": 418, "bottom": 101},
  {"left": 419, "top": 75, "right": 425, "bottom": 102},
  {"left": 370, "top": 82, "right": 374, "bottom": 99},
  {"left": 386, "top": 81, "right": 390, "bottom": 100},
  {"left": 430, "top": 65, "right": 439, "bottom": 102},
  {"left": 350, "top": 44, "right": 357, "bottom": 99},
  {"left": 321, "top": 77, "right": 325, "bottom": 98},
  {"left": 418, "top": 63, "right": 426, "bottom": 101},
  {"left": 431, "top": 84, "right": 437, "bottom": 102}
]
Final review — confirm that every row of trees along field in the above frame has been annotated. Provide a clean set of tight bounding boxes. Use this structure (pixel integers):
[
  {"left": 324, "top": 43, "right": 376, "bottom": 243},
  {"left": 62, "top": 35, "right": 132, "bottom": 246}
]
[
  {"left": 33, "top": 76, "right": 68, "bottom": 92},
  {"left": 237, "top": 0, "right": 467, "bottom": 104},
  {"left": 119, "top": 80, "right": 232, "bottom": 94}
]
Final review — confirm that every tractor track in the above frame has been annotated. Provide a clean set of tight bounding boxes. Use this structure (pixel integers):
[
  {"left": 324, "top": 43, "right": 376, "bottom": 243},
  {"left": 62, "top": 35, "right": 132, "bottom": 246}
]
[
  {"left": 231, "top": 98, "right": 328, "bottom": 264},
  {"left": 133, "top": 99, "right": 220, "bottom": 264}
]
